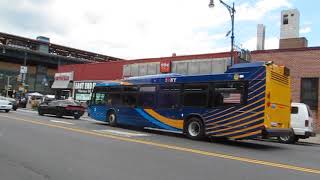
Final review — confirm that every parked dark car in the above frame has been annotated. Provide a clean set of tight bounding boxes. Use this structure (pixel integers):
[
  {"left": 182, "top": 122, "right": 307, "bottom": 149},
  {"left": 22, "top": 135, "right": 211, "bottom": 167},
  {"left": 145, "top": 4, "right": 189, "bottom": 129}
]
[{"left": 38, "top": 100, "right": 85, "bottom": 119}]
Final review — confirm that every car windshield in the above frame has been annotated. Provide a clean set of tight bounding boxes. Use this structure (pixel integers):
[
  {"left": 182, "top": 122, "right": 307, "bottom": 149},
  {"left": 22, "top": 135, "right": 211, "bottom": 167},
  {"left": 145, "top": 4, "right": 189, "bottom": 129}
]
[{"left": 306, "top": 105, "right": 313, "bottom": 117}]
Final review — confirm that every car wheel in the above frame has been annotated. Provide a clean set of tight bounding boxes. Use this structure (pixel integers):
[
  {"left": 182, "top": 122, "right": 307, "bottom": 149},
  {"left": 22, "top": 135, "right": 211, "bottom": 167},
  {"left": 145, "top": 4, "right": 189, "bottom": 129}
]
[
  {"left": 5, "top": 109, "right": 10, "bottom": 113},
  {"left": 56, "top": 112, "right": 63, "bottom": 118},
  {"left": 278, "top": 134, "right": 297, "bottom": 144},
  {"left": 74, "top": 114, "right": 81, "bottom": 120},
  {"left": 185, "top": 117, "right": 205, "bottom": 140},
  {"left": 107, "top": 111, "right": 117, "bottom": 127},
  {"left": 38, "top": 109, "right": 44, "bottom": 116}
]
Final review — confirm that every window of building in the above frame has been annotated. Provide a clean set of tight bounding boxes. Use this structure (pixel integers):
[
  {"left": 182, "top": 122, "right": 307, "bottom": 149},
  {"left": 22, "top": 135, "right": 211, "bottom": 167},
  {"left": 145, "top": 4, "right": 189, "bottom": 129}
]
[
  {"left": 183, "top": 84, "right": 208, "bottom": 107},
  {"left": 301, "top": 78, "right": 319, "bottom": 110},
  {"left": 213, "top": 82, "right": 246, "bottom": 107},
  {"left": 283, "top": 14, "right": 289, "bottom": 25}
]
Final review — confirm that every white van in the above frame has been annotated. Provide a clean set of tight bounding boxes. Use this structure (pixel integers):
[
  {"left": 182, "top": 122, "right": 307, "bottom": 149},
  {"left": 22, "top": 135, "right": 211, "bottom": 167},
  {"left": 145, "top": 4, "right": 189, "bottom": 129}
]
[{"left": 279, "top": 103, "right": 316, "bottom": 143}]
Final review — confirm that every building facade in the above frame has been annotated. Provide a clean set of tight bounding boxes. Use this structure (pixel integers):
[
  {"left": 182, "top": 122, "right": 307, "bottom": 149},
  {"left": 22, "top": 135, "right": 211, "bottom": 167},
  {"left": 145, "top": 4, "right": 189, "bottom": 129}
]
[
  {"left": 252, "top": 47, "right": 320, "bottom": 132},
  {"left": 58, "top": 52, "right": 238, "bottom": 102},
  {"left": 257, "top": 24, "right": 266, "bottom": 50},
  {"left": 58, "top": 48, "right": 320, "bottom": 132},
  {"left": 0, "top": 32, "right": 122, "bottom": 97},
  {"left": 280, "top": 9, "right": 300, "bottom": 39}
]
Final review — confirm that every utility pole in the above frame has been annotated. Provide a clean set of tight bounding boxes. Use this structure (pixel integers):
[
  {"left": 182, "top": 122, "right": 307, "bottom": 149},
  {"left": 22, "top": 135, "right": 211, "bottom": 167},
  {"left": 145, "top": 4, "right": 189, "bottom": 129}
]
[
  {"left": 209, "top": 0, "right": 236, "bottom": 66},
  {"left": 6, "top": 76, "right": 11, "bottom": 97}
]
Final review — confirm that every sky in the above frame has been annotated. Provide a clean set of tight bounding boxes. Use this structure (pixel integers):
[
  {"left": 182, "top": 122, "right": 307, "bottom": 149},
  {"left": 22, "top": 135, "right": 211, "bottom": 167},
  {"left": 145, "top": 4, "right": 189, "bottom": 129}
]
[{"left": 0, "top": 0, "right": 318, "bottom": 59}]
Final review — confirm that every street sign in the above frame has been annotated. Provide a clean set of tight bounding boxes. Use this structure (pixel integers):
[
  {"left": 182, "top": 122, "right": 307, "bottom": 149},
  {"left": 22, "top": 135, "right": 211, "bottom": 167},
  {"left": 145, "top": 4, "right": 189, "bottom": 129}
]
[
  {"left": 20, "top": 66, "right": 28, "bottom": 74},
  {"left": 18, "top": 86, "right": 25, "bottom": 91}
]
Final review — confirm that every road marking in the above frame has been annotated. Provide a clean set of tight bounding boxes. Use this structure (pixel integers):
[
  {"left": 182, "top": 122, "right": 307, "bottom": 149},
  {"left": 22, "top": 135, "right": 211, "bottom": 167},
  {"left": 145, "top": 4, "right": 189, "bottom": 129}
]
[
  {"left": 1, "top": 114, "right": 320, "bottom": 175},
  {"left": 49, "top": 120, "right": 74, "bottom": 125},
  {"left": 93, "top": 129, "right": 149, "bottom": 137}
]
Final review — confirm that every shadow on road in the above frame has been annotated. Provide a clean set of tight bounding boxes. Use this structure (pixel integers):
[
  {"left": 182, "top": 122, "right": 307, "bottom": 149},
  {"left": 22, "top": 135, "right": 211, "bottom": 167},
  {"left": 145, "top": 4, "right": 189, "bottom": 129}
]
[
  {"left": 209, "top": 138, "right": 286, "bottom": 150},
  {"left": 90, "top": 123, "right": 287, "bottom": 150}
]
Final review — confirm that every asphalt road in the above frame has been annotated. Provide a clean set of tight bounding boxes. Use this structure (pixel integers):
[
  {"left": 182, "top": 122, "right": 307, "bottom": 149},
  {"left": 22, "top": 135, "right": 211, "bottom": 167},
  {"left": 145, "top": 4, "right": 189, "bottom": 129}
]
[{"left": 0, "top": 110, "right": 320, "bottom": 180}]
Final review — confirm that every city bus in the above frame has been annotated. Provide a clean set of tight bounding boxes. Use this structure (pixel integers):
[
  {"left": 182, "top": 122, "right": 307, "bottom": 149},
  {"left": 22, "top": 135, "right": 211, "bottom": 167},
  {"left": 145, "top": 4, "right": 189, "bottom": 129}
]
[{"left": 88, "top": 62, "right": 292, "bottom": 140}]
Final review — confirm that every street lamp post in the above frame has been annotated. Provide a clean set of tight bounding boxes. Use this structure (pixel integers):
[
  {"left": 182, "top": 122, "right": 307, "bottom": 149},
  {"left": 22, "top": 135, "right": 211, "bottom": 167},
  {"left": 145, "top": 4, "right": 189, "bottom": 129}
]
[
  {"left": 6, "top": 76, "right": 12, "bottom": 97},
  {"left": 209, "top": 0, "right": 236, "bottom": 66}
]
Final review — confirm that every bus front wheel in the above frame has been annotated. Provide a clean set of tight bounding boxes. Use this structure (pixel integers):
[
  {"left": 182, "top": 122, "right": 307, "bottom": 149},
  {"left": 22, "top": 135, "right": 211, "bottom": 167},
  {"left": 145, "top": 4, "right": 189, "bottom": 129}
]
[
  {"left": 185, "top": 117, "right": 205, "bottom": 140},
  {"left": 107, "top": 111, "right": 117, "bottom": 127}
]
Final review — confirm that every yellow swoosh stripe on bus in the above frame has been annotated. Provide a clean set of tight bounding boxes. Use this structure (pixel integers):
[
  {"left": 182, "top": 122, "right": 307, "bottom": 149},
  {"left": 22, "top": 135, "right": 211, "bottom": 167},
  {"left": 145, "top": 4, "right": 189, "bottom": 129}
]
[
  {"left": 230, "top": 130, "right": 262, "bottom": 139},
  {"left": 205, "top": 98, "right": 265, "bottom": 122},
  {"left": 208, "top": 117, "right": 264, "bottom": 134},
  {"left": 248, "top": 84, "right": 265, "bottom": 96},
  {"left": 214, "top": 123, "right": 264, "bottom": 137},
  {"left": 207, "top": 111, "right": 263, "bottom": 131},
  {"left": 248, "top": 91, "right": 265, "bottom": 101},
  {"left": 144, "top": 109, "right": 184, "bottom": 129},
  {"left": 207, "top": 104, "right": 265, "bottom": 126}
]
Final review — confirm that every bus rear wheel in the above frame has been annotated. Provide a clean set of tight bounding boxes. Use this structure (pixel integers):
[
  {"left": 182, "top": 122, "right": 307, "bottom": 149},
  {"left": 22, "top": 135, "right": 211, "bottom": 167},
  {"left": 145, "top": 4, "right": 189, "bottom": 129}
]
[
  {"left": 108, "top": 111, "right": 117, "bottom": 127},
  {"left": 185, "top": 117, "right": 205, "bottom": 140}
]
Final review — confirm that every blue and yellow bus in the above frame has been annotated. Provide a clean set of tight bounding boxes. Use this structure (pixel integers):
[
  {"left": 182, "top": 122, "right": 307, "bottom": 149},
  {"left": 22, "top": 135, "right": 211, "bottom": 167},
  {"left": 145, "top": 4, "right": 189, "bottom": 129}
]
[{"left": 88, "top": 62, "right": 292, "bottom": 140}]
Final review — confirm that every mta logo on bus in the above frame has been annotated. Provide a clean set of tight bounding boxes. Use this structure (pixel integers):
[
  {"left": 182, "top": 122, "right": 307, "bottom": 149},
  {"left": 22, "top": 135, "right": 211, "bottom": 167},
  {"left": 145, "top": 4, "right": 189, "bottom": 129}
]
[{"left": 165, "top": 77, "right": 177, "bottom": 83}]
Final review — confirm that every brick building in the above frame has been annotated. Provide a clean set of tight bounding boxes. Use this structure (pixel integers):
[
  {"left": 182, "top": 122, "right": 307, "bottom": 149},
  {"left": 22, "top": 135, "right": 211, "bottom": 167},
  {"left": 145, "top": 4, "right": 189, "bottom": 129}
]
[
  {"left": 252, "top": 47, "right": 320, "bottom": 132},
  {"left": 58, "top": 45, "right": 320, "bottom": 132}
]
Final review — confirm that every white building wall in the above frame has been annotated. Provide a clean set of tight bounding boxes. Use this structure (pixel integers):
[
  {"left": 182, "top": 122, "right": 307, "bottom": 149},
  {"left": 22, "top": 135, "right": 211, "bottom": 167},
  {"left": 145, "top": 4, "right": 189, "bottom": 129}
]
[
  {"left": 257, "top": 24, "right": 265, "bottom": 50},
  {"left": 123, "top": 58, "right": 228, "bottom": 77},
  {"left": 280, "top": 9, "right": 300, "bottom": 39}
]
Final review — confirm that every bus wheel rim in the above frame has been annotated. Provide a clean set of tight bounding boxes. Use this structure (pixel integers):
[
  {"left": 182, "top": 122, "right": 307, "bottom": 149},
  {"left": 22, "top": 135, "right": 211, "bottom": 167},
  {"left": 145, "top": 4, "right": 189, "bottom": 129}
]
[
  {"left": 109, "top": 114, "right": 115, "bottom": 123},
  {"left": 188, "top": 121, "right": 201, "bottom": 137}
]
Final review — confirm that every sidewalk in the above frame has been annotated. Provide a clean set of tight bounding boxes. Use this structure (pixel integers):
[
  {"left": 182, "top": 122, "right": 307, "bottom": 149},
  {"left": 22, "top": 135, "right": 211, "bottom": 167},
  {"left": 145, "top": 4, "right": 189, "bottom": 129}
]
[
  {"left": 17, "top": 108, "right": 37, "bottom": 113},
  {"left": 299, "top": 135, "right": 320, "bottom": 144}
]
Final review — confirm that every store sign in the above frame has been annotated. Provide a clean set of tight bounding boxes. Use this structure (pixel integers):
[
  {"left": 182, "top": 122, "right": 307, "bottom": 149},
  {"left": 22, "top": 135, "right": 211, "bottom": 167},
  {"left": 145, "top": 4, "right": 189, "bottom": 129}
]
[
  {"left": 160, "top": 61, "right": 171, "bottom": 73},
  {"left": 74, "top": 81, "right": 98, "bottom": 101},
  {"left": 74, "top": 82, "right": 96, "bottom": 90},
  {"left": 54, "top": 72, "right": 73, "bottom": 81}
]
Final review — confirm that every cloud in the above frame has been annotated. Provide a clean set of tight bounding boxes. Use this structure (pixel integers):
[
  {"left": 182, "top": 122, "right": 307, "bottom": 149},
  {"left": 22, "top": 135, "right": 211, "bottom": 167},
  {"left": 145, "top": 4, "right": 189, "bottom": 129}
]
[
  {"left": 0, "top": 0, "right": 291, "bottom": 59},
  {"left": 236, "top": 0, "right": 292, "bottom": 21},
  {"left": 300, "top": 27, "right": 311, "bottom": 34}
]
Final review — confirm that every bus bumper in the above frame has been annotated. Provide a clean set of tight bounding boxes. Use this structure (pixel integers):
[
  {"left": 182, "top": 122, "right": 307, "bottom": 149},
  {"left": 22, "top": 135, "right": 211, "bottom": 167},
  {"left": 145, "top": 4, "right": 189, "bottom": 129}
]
[{"left": 262, "top": 128, "right": 293, "bottom": 138}]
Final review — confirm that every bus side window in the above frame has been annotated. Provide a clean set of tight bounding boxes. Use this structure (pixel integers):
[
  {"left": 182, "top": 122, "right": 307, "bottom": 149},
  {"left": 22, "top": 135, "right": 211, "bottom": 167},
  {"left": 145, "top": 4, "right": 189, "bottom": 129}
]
[
  {"left": 158, "top": 85, "right": 181, "bottom": 108},
  {"left": 213, "top": 82, "right": 246, "bottom": 106},
  {"left": 107, "top": 86, "right": 122, "bottom": 105},
  {"left": 183, "top": 84, "right": 209, "bottom": 107},
  {"left": 138, "top": 93, "right": 155, "bottom": 108},
  {"left": 138, "top": 86, "right": 156, "bottom": 108},
  {"left": 122, "top": 86, "right": 139, "bottom": 107},
  {"left": 108, "top": 93, "right": 121, "bottom": 105},
  {"left": 94, "top": 93, "right": 106, "bottom": 105}
]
